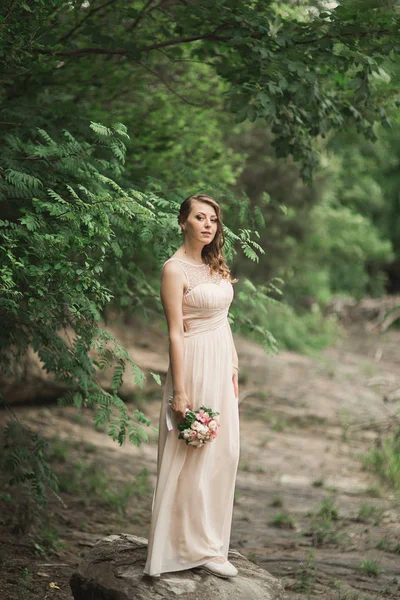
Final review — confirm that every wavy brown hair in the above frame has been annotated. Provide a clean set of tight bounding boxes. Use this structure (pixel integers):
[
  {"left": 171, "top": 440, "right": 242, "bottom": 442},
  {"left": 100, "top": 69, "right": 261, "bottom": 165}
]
[{"left": 178, "top": 194, "right": 238, "bottom": 283}]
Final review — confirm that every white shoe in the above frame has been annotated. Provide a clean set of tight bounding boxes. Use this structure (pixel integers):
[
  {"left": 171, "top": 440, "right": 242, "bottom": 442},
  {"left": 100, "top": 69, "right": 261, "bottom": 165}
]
[{"left": 202, "top": 559, "right": 238, "bottom": 578}]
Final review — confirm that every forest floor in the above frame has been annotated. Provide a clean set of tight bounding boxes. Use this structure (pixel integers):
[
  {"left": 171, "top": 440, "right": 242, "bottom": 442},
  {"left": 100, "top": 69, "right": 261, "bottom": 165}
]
[{"left": 1, "top": 319, "right": 400, "bottom": 600}]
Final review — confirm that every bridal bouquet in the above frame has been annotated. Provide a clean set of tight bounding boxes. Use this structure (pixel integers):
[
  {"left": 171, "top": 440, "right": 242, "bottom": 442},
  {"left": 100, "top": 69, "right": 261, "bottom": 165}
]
[{"left": 177, "top": 405, "right": 220, "bottom": 448}]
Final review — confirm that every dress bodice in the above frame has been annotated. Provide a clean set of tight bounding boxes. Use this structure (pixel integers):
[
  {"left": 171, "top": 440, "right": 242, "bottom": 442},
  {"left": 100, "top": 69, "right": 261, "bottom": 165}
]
[{"left": 162, "top": 257, "right": 234, "bottom": 336}]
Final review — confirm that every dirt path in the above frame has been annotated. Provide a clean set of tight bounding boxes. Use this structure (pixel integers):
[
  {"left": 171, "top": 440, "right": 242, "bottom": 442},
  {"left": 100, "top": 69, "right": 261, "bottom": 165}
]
[{"left": 1, "top": 323, "right": 400, "bottom": 599}]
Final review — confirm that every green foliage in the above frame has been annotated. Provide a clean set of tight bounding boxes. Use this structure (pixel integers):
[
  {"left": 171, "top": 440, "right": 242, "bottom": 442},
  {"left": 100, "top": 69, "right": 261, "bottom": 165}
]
[
  {"left": 362, "top": 427, "right": 400, "bottom": 490},
  {"left": 102, "top": 468, "right": 151, "bottom": 518},
  {"left": 233, "top": 276, "right": 282, "bottom": 355},
  {"left": 359, "top": 559, "right": 382, "bottom": 577},
  {"left": 234, "top": 280, "right": 340, "bottom": 354},
  {"left": 0, "top": 119, "right": 266, "bottom": 521},
  {"left": 309, "top": 202, "right": 393, "bottom": 299},
  {"left": 0, "top": 124, "right": 157, "bottom": 447},
  {"left": 1, "top": 0, "right": 399, "bottom": 322},
  {"left": 307, "top": 496, "right": 341, "bottom": 546},
  {"left": 0, "top": 414, "right": 65, "bottom": 550},
  {"left": 328, "top": 124, "right": 400, "bottom": 293},
  {"left": 1, "top": 416, "right": 60, "bottom": 505},
  {"left": 356, "top": 504, "right": 384, "bottom": 525},
  {"left": 34, "top": 523, "right": 66, "bottom": 556},
  {"left": 246, "top": 551, "right": 258, "bottom": 564},
  {"left": 2, "top": 0, "right": 400, "bottom": 549},
  {"left": 2, "top": 0, "right": 400, "bottom": 179},
  {"left": 10, "top": 567, "right": 31, "bottom": 600},
  {"left": 269, "top": 511, "right": 296, "bottom": 529},
  {"left": 57, "top": 455, "right": 151, "bottom": 518},
  {"left": 231, "top": 123, "right": 395, "bottom": 304},
  {"left": 333, "top": 579, "right": 364, "bottom": 600},
  {"left": 318, "top": 496, "right": 339, "bottom": 521},
  {"left": 294, "top": 549, "right": 316, "bottom": 596}
]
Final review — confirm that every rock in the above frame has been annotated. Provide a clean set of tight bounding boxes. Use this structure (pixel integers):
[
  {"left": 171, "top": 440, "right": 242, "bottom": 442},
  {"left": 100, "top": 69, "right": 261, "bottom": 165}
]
[{"left": 69, "top": 533, "right": 288, "bottom": 600}]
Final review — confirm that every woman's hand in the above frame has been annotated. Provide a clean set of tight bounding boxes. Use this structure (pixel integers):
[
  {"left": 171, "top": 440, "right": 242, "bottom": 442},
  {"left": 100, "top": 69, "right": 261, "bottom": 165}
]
[
  {"left": 232, "top": 368, "right": 239, "bottom": 399},
  {"left": 171, "top": 391, "right": 192, "bottom": 418}
]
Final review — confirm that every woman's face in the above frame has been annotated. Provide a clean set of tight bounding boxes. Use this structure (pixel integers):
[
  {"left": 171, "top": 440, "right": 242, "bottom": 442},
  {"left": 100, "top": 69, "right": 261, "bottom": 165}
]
[{"left": 182, "top": 200, "right": 218, "bottom": 244}]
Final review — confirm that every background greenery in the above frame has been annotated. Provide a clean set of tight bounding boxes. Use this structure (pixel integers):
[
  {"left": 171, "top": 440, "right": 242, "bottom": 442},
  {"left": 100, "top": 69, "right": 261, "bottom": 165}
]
[{"left": 1, "top": 0, "right": 400, "bottom": 506}]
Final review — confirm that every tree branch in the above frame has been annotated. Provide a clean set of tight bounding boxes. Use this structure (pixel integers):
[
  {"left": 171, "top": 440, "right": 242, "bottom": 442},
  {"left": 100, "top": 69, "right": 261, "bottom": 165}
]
[
  {"left": 293, "top": 29, "right": 396, "bottom": 46},
  {"left": 126, "top": 0, "right": 157, "bottom": 33},
  {"left": 32, "top": 22, "right": 398, "bottom": 60},
  {"left": 59, "top": 0, "right": 120, "bottom": 43},
  {"left": 32, "top": 30, "right": 230, "bottom": 58},
  {"left": 137, "top": 61, "right": 206, "bottom": 107},
  {"left": 0, "top": 0, "right": 17, "bottom": 29}
]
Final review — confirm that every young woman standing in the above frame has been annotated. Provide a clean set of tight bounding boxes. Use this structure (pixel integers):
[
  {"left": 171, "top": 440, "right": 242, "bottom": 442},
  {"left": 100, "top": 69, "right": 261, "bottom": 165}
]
[{"left": 144, "top": 193, "right": 240, "bottom": 579}]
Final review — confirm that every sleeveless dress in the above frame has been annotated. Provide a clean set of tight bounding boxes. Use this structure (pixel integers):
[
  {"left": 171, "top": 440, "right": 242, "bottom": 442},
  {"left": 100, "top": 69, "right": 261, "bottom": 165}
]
[{"left": 143, "top": 257, "right": 240, "bottom": 577}]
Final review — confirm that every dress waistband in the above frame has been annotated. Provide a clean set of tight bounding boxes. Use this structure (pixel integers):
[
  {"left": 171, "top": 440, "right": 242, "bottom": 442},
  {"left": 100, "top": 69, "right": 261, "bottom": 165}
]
[{"left": 183, "top": 310, "right": 229, "bottom": 337}]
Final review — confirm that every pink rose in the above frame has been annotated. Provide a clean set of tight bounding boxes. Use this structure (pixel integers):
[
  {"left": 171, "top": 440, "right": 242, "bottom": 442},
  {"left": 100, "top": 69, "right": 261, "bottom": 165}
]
[{"left": 196, "top": 409, "right": 209, "bottom": 424}]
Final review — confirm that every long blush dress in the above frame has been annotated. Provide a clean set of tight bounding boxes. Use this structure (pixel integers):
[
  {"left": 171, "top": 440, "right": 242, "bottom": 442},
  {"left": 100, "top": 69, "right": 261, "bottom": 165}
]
[{"left": 143, "top": 257, "right": 240, "bottom": 577}]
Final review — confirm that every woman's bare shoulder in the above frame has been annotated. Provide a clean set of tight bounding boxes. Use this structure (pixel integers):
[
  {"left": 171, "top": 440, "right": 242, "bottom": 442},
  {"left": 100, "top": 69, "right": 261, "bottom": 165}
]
[
  {"left": 161, "top": 258, "right": 187, "bottom": 297},
  {"left": 161, "top": 257, "right": 185, "bottom": 276}
]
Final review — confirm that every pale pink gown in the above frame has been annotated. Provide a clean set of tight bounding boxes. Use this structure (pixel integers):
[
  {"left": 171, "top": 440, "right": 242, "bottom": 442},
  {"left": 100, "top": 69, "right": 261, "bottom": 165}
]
[{"left": 143, "top": 257, "right": 240, "bottom": 577}]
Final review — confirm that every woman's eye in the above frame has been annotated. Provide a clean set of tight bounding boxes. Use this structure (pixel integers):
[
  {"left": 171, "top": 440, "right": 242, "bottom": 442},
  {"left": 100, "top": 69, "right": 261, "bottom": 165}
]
[{"left": 196, "top": 215, "right": 217, "bottom": 223}]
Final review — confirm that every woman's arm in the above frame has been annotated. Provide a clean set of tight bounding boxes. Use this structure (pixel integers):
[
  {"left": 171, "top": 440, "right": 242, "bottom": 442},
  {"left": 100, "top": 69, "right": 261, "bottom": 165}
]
[
  {"left": 226, "top": 317, "right": 239, "bottom": 371},
  {"left": 227, "top": 317, "right": 239, "bottom": 399},
  {"left": 160, "top": 261, "right": 191, "bottom": 415}
]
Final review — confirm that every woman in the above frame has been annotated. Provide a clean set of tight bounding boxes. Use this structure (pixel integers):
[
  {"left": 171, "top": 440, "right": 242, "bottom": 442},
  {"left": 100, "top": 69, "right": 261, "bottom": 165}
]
[{"left": 143, "top": 193, "right": 240, "bottom": 579}]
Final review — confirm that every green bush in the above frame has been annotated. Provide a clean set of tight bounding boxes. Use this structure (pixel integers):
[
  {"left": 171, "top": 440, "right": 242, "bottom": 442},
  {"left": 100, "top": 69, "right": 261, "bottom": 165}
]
[
  {"left": 363, "top": 428, "right": 400, "bottom": 491},
  {"left": 236, "top": 283, "right": 341, "bottom": 354}
]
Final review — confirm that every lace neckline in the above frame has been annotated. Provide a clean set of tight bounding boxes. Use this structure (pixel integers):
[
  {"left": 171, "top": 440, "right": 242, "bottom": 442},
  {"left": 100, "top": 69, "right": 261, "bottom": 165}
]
[
  {"left": 170, "top": 257, "right": 208, "bottom": 267},
  {"left": 166, "top": 256, "right": 224, "bottom": 296}
]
